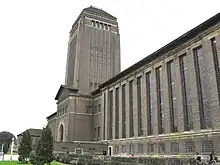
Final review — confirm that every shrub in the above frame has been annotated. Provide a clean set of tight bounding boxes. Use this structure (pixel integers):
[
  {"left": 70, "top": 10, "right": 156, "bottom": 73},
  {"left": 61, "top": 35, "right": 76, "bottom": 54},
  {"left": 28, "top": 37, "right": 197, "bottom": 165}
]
[{"left": 29, "top": 150, "right": 37, "bottom": 165}]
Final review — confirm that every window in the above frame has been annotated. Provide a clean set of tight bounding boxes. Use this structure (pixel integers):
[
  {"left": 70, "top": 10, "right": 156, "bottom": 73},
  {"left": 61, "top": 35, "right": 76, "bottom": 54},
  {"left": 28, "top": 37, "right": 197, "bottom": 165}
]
[
  {"left": 167, "top": 60, "right": 178, "bottom": 133},
  {"left": 97, "top": 127, "right": 100, "bottom": 139},
  {"left": 179, "top": 54, "right": 193, "bottom": 131},
  {"left": 100, "top": 23, "right": 104, "bottom": 29},
  {"left": 96, "top": 21, "right": 99, "bottom": 28},
  {"left": 122, "top": 84, "right": 126, "bottom": 138},
  {"left": 138, "top": 144, "right": 144, "bottom": 154},
  {"left": 156, "top": 66, "right": 164, "bottom": 134},
  {"left": 94, "top": 128, "right": 96, "bottom": 140},
  {"left": 103, "top": 93, "right": 106, "bottom": 140},
  {"left": 171, "top": 142, "right": 179, "bottom": 154},
  {"left": 109, "top": 91, "right": 113, "bottom": 140},
  {"left": 98, "top": 104, "right": 101, "bottom": 112},
  {"left": 129, "top": 80, "right": 134, "bottom": 137},
  {"left": 146, "top": 72, "right": 153, "bottom": 135},
  {"left": 137, "top": 76, "right": 143, "bottom": 136},
  {"left": 158, "top": 143, "right": 165, "bottom": 154},
  {"left": 211, "top": 38, "right": 220, "bottom": 105},
  {"left": 115, "top": 88, "right": 119, "bottom": 139},
  {"left": 193, "top": 46, "right": 206, "bottom": 129},
  {"left": 92, "top": 20, "right": 95, "bottom": 27},
  {"left": 147, "top": 143, "right": 154, "bottom": 153},
  {"left": 104, "top": 24, "right": 108, "bottom": 30},
  {"left": 94, "top": 106, "right": 97, "bottom": 113},
  {"left": 114, "top": 146, "right": 119, "bottom": 155},
  {"left": 185, "top": 140, "right": 195, "bottom": 153},
  {"left": 65, "top": 106, "right": 68, "bottom": 113},
  {"left": 202, "top": 140, "right": 213, "bottom": 153},
  {"left": 122, "top": 145, "right": 126, "bottom": 153}
]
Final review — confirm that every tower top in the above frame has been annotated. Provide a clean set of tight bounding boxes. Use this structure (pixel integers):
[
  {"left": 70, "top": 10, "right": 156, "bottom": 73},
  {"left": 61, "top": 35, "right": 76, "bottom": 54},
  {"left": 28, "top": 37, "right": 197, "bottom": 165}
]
[{"left": 82, "top": 6, "right": 117, "bottom": 21}]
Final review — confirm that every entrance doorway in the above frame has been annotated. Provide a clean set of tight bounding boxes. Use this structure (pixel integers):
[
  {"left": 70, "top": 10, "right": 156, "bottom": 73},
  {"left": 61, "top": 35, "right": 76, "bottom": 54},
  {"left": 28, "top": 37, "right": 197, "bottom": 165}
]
[{"left": 108, "top": 146, "right": 112, "bottom": 156}]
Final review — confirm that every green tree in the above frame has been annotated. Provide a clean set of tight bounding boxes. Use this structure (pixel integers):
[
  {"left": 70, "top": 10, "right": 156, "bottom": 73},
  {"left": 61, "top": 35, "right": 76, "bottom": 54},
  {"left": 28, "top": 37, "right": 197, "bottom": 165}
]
[
  {"left": 35, "top": 125, "right": 54, "bottom": 165},
  {"left": 0, "top": 131, "right": 15, "bottom": 154},
  {"left": 18, "top": 130, "right": 32, "bottom": 163}
]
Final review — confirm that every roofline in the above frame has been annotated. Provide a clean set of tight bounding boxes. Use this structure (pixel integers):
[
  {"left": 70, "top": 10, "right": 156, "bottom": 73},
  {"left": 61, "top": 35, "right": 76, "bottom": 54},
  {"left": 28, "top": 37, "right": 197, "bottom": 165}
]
[
  {"left": 55, "top": 85, "right": 78, "bottom": 100},
  {"left": 46, "top": 112, "right": 57, "bottom": 120},
  {"left": 93, "top": 12, "right": 220, "bottom": 93},
  {"left": 69, "top": 6, "right": 117, "bottom": 34}
]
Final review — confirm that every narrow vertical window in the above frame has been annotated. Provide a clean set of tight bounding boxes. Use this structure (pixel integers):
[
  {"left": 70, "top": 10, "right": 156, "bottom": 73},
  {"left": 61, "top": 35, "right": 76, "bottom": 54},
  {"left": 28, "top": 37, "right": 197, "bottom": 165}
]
[
  {"left": 115, "top": 88, "right": 119, "bottom": 139},
  {"left": 94, "top": 128, "right": 96, "bottom": 140},
  {"left": 97, "top": 127, "right": 100, "bottom": 140},
  {"left": 193, "top": 46, "right": 206, "bottom": 129},
  {"left": 103, "top": 93, "right": 106, "bottom": 139},
  {"left": 167, "top": 60, "right": 178, "bottom": 132},
  {"left": 179, "top": 54, "right": 192, "bottom": 131},
  {"left": 109, "top": 91, "right": 113, "bottom": 139},
  {"left": 137, "top": 76, "right": 143, "bottom": 136},
  {"left": 211, "top": 38, "right": 220, "bottom": 104},
  {"left": 122, "top": 84, "right": 126, "bottom": 138},
  {"left": 156, "top": 66, "right": 164, "bottom": 134},
  {"left": 146, "top": 72, "right": 153, "bottom": 135},
  {"left": 129, "top": 80, "right": 134, "bottom": 137}
]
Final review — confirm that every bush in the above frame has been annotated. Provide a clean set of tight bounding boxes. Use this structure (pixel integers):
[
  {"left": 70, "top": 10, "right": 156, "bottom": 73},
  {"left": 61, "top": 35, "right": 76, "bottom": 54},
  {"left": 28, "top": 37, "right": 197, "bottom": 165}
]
[{"left": 29, "top": 150, "right": 37, "bottom": 165}]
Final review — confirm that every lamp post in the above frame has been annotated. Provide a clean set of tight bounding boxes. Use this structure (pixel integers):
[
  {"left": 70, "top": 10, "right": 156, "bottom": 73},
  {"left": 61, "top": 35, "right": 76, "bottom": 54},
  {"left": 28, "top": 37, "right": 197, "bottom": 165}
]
[{"left": 10, "top": 137, "right": 15, "bottom": 161}]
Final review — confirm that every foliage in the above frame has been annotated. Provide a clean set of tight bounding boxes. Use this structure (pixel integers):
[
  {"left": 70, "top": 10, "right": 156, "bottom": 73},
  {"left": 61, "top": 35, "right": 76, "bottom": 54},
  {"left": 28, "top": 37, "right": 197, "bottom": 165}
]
[
  {"left": 0, "top": 131, "right": 15, "bottom": 154},
  {"left": 35, "top": 125, "right": 54, "bottom": 165},
  {"left": 29, "top": 150, "right": 37, "bottom": 164},
  {"left": 18, "top": 130, "right": 31, "bottom": 163}
]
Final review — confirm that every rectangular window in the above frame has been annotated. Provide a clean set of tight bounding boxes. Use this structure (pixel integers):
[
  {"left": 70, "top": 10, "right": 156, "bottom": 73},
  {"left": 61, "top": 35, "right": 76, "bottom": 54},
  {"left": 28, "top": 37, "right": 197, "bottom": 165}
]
[
  {"left": 211, "top": 38, "right": 220, "bottom": 105},
  {"left": 202, "top": 140, "right": 213, "bottom": 153},
  {"left": 94, "top": 106, "right": 97, "bottom": 113},
  {"left": 147, "top": 143, "right": 154, "bottom": 153},
  {"left": 138, "top": 144, "right": 144, "bottom": 154},
  {"left": 158, "top": 143, "right": 165, "bottom": 154},
  {"left": 92, "top": 20, "right": 95, "bottom": 27},
  {"left": 156, "top": 66, "right": 164, "bottom": 134},
  {"left": 100, "top": 23, "right": 104, "bottom": 29},
  {"left": 146, "top": 72, "right": 153, "bottom": 135},
  {"left": 129, "top": 80, "right": 134, "bottom": 137},
  {"left": 185, "top": 140, "right": 195, "bottom": 153},
  {"left": 94, "top": 128, "right": 96, "bottom": 140},
  {"left": 96, "top": 21, "right": 99, "bottom": 28},
  {"left": 109, "top": 91, "right": 113, "bottom": 139},
  {"left": 98, "top": 104, "right": 101, "bottom": 112},
  {"left": 114, "top": 146, "right": 119, "bottom": 155},
  {"left": 167, "top": 60, "right": 178, "bottom": 133},
  {"left": 137, "top": 76, "right": 143, "bottom": 136},
  {"left": 115, "top": 88, "right": 119, "bottom": 139},
  {"left": 171, "top": 142, "right": 179, "bottom": 154},
  {"left": 122, "top": 145, "right": 126, "bottom": 153},
  {"left": 179, "top": 54, "right": 193, "bottom": 131},
  {"left": 103, "top": 93, "right": 106, "bottom": 139},
  {"left": 122, "top": 84, "right": 126, "bottom": 138},
  {"left": 97, "top": 127, "right": 100, "bottom": 139},
  {"left": 193, "top": 46, "right": 206, "bottom": 129}
]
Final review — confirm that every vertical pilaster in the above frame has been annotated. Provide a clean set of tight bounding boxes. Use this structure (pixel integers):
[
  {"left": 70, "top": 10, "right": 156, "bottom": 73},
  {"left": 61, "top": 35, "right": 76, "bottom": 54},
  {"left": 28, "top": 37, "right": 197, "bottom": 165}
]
[
  {"left": 151, "top": 68, "right": 158, "bottom": 135},
  {"left": 175, "top": 56, "right": 185, "bottom": 132},
  {"left": 162, "top": 62, "right": 171, "bottom": 134},
  {"left": 105, "top": 90, "right": 109, "bottom": 140},
  {"left": 125, "top": 81, "right": 130, "bottom": 138},
  {"left": 133, "top": 77, "right": 138, "bottom": 137},
  {"left": 101, "top": 91, "right": 105, "bottom": 140},
  {"left": 112, "top": 88, "right": 116, "bottom": 139},
  {"left": 187, "top": 48, "right": 200, "bottom": 131}
]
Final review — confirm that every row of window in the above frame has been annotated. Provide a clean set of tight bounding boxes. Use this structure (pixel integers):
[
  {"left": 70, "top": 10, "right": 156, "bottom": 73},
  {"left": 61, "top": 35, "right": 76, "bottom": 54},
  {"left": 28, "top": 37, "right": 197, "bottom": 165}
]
[
  {"left": 105, "top": 37, "right": 219, "bottom": 140},
  {"left": 91, "top": 20, "right": 111, "bottom": 31},
  {"left": 94, "top": 126, "right": 100, "bottom": 140},
  {"left": 113, "top": 140, "right": 213, "bottom": 155},
  {"left": 57, "top": 106, "right": 68, "bottom": 117}
]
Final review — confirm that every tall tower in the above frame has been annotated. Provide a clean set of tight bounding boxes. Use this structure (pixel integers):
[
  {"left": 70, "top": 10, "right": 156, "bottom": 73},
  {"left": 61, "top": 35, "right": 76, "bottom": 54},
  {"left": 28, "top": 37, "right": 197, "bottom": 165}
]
[{"left": 65, "top": 6, "right": 121, "bottom": 94}]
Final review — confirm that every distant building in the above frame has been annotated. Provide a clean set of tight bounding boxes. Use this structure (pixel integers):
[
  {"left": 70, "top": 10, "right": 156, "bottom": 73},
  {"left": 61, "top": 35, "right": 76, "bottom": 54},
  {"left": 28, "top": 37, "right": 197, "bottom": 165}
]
[
  {"left": 17, "top": 129, "right": 42, "bottom": 151},
  {"left": 47, "top": 6, "right": 220, "bottom": 157}
]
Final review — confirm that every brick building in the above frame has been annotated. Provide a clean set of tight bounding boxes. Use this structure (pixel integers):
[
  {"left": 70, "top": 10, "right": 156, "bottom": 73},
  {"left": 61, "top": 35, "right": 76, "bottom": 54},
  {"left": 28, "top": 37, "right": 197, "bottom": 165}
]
[{"left": 47, "top": 6, "right": 220, "bottom": 157}]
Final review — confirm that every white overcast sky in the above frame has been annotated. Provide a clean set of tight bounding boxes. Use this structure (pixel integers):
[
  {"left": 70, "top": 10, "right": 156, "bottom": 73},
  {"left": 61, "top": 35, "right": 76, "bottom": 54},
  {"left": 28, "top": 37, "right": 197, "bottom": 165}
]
[{"left": 0, "top": 0, "right": 219, "bottom": 136}]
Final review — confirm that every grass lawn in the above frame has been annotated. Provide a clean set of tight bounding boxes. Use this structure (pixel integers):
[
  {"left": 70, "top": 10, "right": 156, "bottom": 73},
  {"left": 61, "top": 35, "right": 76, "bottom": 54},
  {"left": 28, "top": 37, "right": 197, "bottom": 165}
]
[{"left": 0, "top": 161, "right": 65, "bottom": 165}]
